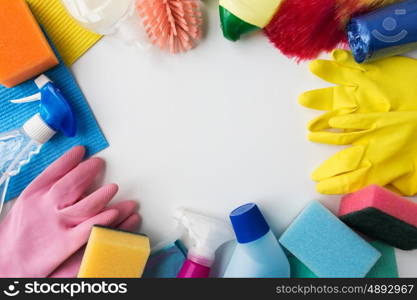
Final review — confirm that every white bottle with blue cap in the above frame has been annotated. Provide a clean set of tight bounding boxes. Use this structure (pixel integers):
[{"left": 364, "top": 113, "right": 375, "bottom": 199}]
[
  {"left": 0, "top": 75, "right": 76, "bottom": 214},
  {"left": 224, "top": 203, "right": 290, "bottom": 278}
]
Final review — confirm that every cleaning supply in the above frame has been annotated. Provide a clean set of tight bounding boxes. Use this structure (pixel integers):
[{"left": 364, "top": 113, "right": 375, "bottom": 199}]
[
  {"left": 0, "top": 75, "right": 76, "bottom": 215},
  {"left": 210, "top": 240, "right": 237, "bottom": 277},
  {"left": 288, "top": 240, "right": 398, "bottom": 278},
  {"left": 143, "top": 240, "right": 187, "bottom": 278},
  {"left": 61, "top": 0, "right": 133, "bottom": 34},
  {"left": 63, "top": 0, "right": 203, "bottom": 53},
  {"left": 299, "top": 50, "right": 417, "bottom": 132},
  {"left": 176, "top": 208, "right": 234, "bottom": 278},
  {"left": 50, "top": 200, "right": 141, "bottom": 278},
  {"left": 348, "top": 0, "right": 417, "bottom": 63},
  {"left": 28, "top": 0, "right": 101, "bottom": 66},
  {"left": 78, "top": 226, "right": 150, "bottom": 278},
  {"left": 0, "top": 40, "right": 108, "bottom": 203},
  {"left": 287, "top": 255, "right": 317, "bottom": 278},
  {"left": 223, "top": 203, "right": 290, "bottom": 278},
  {"left": 0, "top": 0, "right": 58, "bottom": 87},
  {"left": 61, "top": 0, "right": 150, "bottom": 49},
  {"left": 366, "top": 241, "right": 398, "bottom": 278},
  {"left": 309, "top": 111, "right": 417, "bottom": 195},
  {"left": 0, "top": 146, "right": 123, "bottom": 277},
  {"left": 219, "top": 0, "right": 282, "bottom": 41},
  {"left": 137, "top": 0, "right": 203, "bottom": 53},
  {"left": 265, "top": 0, "right": 401, "bottom": 61},
  {"left": 339, "top": 185, "right": 417, "bottom": 250},
  {"left": 219, "top": 4, "right": 259, "bottom": 41},
  {"left": 279, "top": 201, "right": 380, "bottom": 277},
  {"left": 219, "top": 0, "right": 402, "bottom": 60}
]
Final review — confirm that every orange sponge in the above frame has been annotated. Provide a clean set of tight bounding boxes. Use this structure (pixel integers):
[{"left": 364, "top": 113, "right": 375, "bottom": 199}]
[{"left": 0, "top": 0, "right": 58, "bottom": 88}]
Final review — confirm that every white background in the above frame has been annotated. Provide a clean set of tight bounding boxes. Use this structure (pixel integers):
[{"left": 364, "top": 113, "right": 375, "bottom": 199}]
[{"left": 59, "top": 2, "right": 417, "bottom": 276}]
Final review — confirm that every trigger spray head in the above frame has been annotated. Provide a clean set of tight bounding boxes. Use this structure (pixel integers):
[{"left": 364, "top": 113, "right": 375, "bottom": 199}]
[
  {"left": 35, "top": 75, "right": 76, "bottom": 138},
  {"left": 11, "top": 75, "right": 76, "bottom": 144},
  {"left": 175, "top": 208, "right": 234, "bottom": 267}
]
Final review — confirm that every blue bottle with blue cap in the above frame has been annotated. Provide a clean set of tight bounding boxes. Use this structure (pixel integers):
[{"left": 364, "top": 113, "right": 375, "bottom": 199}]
[
  {"left": 347, "top": 0, "right": 417, "bottom": 63},
  {"left": 0, "top": 74, "right": 76, "bottom": 214},
  {"left": 224, "top": 203, "right": 290, "bottom": 278}
]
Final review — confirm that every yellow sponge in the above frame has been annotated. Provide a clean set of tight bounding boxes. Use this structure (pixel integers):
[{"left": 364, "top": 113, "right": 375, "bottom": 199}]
[{"left": 78, "top": 226, "right": 151, "bottom": 278}]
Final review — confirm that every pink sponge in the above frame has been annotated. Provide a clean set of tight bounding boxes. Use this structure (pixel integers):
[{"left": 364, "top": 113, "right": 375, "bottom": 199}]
[{"left": 339, "top": 185, "right": 417, "bottom": 250}]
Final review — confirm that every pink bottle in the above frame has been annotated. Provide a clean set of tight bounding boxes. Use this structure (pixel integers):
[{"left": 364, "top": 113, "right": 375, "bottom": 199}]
[
  {"left": 177, "top": 258, "right": 211, "bottom": 278},
  {"left": 175, "top": 208, "right": 234, "bottom": 278}
]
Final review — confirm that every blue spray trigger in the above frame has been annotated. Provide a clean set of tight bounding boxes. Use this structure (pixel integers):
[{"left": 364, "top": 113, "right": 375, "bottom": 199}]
[
  {"left": 11, "top": 75, "right": 77, "bottom": 138},
  {"left": 38, "top": 80, "right": 76, "bottom": 137}
]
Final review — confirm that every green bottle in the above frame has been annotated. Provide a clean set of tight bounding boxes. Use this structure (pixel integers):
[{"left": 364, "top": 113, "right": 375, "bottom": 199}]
[{"left": 219, "top": 6, "right": 259, "bottom": 41}]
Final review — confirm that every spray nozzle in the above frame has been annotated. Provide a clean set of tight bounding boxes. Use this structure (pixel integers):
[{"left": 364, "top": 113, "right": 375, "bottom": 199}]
[
  {"left": 10, "top": 75, "right": 76, "bottom": 143},
  {"left": 174, "top": 208, "right": 234, "bottom": 267}
]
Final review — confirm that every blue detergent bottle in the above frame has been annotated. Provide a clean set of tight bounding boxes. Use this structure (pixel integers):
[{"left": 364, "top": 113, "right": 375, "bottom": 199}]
[{"left": 223, "top": 203, "right": 290, "bottom": 278}]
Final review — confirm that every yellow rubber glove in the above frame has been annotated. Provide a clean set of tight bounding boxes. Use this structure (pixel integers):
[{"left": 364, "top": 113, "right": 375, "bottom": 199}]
[
  {"left": 309, "top": 111, "right": 417, "bottom": 196},
  {"left": 299, "top": 50, "right": 417, "bottom": 131}
]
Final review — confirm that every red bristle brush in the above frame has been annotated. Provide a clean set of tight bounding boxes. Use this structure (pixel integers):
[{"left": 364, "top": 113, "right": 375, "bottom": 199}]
[
  {"left": 136, "top": 0, "right": 203, "bottom": 53},
  {"left": 264, "top": 0, "right": 401, "bottom": 61}
]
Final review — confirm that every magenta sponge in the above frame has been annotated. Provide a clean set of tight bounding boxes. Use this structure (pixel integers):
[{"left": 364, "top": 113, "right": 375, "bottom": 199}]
[{"left": 339, "top": 185, "right": 417, "bottom": 250}]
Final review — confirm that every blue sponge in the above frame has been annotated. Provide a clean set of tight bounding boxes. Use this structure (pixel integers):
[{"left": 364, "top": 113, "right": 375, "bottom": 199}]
[{"left": 279, "top": 201, "right": 381, "bottom": 278}]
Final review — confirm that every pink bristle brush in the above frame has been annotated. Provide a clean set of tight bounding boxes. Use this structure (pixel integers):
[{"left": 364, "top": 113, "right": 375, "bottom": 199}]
[
  {"left": 136, "top": 0, "right": 203, "bottom": 53},
  {"left": 264, "top": 0, "right": 401, "bottom": 61}
]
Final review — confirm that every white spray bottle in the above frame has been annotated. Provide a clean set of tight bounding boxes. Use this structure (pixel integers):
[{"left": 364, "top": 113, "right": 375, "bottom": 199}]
[
  {"left": 0, "top": 75, "right": 76, "bottom": 215},
  {"left": 175, "top": 208, "right": 234, "bottom": 278}
]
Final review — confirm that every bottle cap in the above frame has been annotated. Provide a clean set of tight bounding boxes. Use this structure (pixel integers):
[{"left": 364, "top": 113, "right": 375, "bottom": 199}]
[
  {"left": 229, "top": 203, "right": 269, "bottom": 243},
  {"left": 14, "top": 75, "right": 76, "bottom": 140},
  {"left": 219, "top": 6, "right": 259, "bottom": 41},
  {"left": 23, "top": 114, "right": 56, "bottom": 144}
]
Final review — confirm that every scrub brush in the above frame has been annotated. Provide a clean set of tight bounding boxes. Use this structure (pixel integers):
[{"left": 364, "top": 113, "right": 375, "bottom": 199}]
[
  {"left": 136, "top": 0, "right": 203, "bottom": 53},
  {"left": 264, "top": 0, "right": 401, "bottom": 61},
  {"left": 219, "top": 0, "right": 401, "bottom": 61}
]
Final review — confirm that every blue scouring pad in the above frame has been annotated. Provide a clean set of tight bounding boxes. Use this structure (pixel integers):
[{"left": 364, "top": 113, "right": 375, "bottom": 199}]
[{"left": 279, "top": 201, "right": 381, "bottom": 278}]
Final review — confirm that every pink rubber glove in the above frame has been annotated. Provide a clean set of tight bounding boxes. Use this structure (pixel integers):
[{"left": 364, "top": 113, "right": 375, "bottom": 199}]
[
  {"left": 49, "top": 201, "right": 141, "bottom": 277},
  {"left": 0, "top": 146, "right": 123, "bottom": 277}
]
